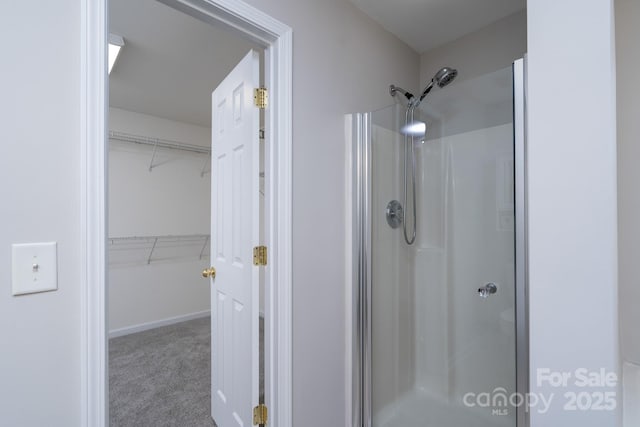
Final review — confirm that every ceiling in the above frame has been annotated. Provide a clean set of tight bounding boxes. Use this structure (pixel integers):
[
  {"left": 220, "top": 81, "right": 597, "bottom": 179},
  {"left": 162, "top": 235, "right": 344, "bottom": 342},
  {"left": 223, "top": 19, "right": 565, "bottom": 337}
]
[
  {"left": 110, "top": 0, "right": 524, "bottom": 127},
  {"left": 109, "top": 0, "right": 261, "bottom": 128},
  {"left": 349, "top": 0, "right": 526, "bottom": 53}
]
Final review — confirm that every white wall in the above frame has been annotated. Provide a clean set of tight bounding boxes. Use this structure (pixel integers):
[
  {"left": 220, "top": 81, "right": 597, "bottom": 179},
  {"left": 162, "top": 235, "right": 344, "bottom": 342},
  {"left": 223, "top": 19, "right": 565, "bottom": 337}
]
[
  {"left": 108, "top": 108, "right": 211, "bottom": 333},
  {"left": 2, "top": 1, "right": 622, "bottom": 426},
  {"left": 109, "top": 107, "right": 210, "bottom": 151},
  {"left": 420, "top": 10, "right": 526, "bottom": 86},
  {"left": 616, "top": 0, "right": 640, "bottom": 424},
  {"left": 616, "top": 0, "right": 640, "bottom": 366},
  {"left": 0, "top": 2, "right": 81, "bottom": 426},
  {"left": 527, "top": 0, "right": 619, "bottom": 426},
  {"left": 1, "top": 1, "right": 417, "bottom": 425}
]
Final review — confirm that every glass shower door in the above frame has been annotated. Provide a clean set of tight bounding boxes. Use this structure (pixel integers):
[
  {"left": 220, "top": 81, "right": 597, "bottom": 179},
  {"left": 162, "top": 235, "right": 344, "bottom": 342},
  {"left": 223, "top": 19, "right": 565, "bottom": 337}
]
[{"left": 356, "top": 63, "right": 524, "bottom": 427}]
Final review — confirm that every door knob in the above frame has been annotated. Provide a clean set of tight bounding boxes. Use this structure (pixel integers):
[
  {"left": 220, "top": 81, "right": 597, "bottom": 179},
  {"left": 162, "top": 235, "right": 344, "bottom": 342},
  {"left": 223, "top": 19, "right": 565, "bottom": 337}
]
[
  {"left": 202, "top": 267, "right": 216, "bottom": 279},
  {"left": 478, "top": 282, "right": 497, "bottom": 298}
]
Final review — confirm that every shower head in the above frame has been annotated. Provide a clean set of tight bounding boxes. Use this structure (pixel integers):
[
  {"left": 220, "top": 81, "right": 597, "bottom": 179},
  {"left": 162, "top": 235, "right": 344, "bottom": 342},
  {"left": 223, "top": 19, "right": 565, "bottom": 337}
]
[
  {"left": 433, "top": 67, "right": 458, "bottom": 88},
  {"left": 417, "top": 66, "right": 458, "bottom": 104}
]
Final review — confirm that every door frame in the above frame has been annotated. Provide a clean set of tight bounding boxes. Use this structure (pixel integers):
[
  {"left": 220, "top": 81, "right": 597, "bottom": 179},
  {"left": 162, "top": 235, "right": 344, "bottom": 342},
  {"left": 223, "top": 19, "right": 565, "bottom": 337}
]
[{"left": 79, "top": 0, "right": 293, "bottom": 425}]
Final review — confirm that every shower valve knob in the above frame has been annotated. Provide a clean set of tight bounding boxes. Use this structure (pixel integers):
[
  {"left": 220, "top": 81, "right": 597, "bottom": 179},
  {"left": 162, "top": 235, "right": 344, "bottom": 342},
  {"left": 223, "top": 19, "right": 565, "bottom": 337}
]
[
  {"left": 386, "top": 200, "right": 403, "bottom": 229},
  {"left": 478, "top": 282, "right": 497, "bottom": 299}
]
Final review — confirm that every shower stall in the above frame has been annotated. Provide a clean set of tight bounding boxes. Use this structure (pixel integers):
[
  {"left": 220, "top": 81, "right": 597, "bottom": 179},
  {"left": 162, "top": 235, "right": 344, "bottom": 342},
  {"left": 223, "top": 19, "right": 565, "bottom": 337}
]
[{"left": 350, "top": 59, "right": 527, "bottom": 427}]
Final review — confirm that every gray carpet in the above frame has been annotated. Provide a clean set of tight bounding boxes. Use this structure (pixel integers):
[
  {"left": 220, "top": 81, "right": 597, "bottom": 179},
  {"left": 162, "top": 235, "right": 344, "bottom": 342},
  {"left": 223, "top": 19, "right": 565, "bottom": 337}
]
[
  {"left": 109, "top": 316, "right": 264, "bottom": 427},
  {"left": 109, "top": 317, "right": 217, "bottom": 427}
]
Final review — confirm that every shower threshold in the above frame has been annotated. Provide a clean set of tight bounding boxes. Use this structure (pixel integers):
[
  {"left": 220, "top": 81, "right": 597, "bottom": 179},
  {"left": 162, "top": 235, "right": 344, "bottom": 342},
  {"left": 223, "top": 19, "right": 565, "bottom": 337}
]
[{"left": 373, "top": 388, "right": 514, "bottom": 427}]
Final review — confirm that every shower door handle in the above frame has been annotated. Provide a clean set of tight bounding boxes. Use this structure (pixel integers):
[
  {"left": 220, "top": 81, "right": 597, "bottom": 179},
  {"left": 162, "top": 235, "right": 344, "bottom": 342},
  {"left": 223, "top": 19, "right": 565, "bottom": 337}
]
[{"left": 478, "top": 282, "right": 497, "bottom": 298}]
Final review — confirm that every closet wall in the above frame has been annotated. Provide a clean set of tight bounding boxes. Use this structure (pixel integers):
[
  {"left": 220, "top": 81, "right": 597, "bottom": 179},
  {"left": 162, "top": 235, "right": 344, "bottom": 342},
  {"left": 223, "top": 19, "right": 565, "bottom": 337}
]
[{"left": 108, "top": 107, "right": 211, "bottom": 334}]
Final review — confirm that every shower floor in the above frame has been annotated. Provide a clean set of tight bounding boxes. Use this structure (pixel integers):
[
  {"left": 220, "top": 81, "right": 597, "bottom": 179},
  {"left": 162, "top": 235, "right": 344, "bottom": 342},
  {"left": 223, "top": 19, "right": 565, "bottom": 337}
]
[{"left": 374, "top": 389, "right": 514, "bottom": 427}]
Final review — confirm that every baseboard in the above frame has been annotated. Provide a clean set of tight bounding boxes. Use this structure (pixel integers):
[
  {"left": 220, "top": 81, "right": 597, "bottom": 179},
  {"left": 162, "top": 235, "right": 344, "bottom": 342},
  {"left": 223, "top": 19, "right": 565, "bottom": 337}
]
[{"left": 109, "top": 310, "right": 211, "bottom": 338}]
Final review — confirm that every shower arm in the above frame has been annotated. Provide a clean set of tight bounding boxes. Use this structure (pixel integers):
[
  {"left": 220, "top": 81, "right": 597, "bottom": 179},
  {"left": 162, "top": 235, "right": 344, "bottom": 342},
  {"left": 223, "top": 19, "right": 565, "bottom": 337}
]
[{"left": 389, "top": 85, "right": 416, "bottom": 106}]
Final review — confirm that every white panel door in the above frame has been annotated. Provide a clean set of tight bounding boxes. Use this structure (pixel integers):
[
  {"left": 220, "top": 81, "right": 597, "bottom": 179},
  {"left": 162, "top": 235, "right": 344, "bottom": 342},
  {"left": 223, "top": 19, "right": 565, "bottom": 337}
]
[{"left": 210, "top": 49, "right": 260, "bottom": 427}]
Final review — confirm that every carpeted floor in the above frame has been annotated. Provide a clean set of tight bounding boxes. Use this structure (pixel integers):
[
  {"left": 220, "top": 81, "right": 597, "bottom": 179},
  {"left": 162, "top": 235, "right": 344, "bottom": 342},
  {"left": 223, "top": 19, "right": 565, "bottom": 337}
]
[
  {"left": 109, "top": 317, "right": 217, "bottom": 427},
  {"left": 109, "top": 316, "right": 264, "bottom": 427}
]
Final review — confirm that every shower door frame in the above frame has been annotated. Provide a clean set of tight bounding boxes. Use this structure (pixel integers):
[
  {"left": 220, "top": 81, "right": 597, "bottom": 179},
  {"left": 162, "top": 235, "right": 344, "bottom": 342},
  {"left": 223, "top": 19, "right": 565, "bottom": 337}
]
[{"left": 350, "top": 58, "right": 529, "bottom": 427}]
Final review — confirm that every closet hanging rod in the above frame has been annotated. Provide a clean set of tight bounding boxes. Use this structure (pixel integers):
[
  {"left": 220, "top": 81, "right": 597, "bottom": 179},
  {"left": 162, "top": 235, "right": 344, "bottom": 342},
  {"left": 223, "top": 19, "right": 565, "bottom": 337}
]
[
  {"left": 109, "top": 234, "right": 210, "bottom": 244},
  {"left": 109, "top": 130, "right": 211, "bottom": 155},
  {"left": 108, "top": 234, "right": 210, "bottom": 265}
]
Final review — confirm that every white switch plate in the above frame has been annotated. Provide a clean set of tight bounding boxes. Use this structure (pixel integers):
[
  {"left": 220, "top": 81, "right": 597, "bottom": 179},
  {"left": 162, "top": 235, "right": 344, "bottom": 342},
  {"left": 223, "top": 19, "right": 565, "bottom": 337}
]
[{"left": 11, "top": 242, "right": 58, "bottom": 296}]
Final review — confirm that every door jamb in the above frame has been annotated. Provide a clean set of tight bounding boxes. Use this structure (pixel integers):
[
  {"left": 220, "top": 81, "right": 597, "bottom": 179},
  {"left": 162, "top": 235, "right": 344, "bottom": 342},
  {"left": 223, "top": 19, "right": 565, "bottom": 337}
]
[{"left": 79, "top": 1, "right": 293, "bottom": 425}]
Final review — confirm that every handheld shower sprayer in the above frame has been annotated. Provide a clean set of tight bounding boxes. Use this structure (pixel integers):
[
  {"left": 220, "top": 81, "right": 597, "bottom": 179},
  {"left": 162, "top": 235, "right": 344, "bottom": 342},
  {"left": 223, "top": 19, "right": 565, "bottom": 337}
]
[
  {"left": 416, "top": 67, "right": 458, "bottom": 106},
  {"left": 389, "top": 66, "right": 458, "bottom": 246}
]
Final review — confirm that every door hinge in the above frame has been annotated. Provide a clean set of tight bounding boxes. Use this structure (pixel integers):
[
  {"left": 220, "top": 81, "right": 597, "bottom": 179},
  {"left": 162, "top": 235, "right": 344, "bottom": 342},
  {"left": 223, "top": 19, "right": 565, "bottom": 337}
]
[
  {"left": 253, "top": 403, "right": 268, "bottom": 425},
  {"left": 254, "top": 87, "right": 268, "bottom": 109},
  {"left": 253, "top": 246, "right": 267, "bottom": 266}
]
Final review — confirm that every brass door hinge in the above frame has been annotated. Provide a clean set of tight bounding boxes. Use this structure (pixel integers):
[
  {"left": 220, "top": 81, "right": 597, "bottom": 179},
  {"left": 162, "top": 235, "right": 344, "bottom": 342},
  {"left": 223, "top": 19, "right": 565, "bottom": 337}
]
[
  {"left": 253, "top": 403, "right": 268, "bottom": 425},
  {"left": 254, "top": 87, "right": 268, "bottom": 109},
  {"left": 253, "top": 246, "right": 267, "bottom": 266}
]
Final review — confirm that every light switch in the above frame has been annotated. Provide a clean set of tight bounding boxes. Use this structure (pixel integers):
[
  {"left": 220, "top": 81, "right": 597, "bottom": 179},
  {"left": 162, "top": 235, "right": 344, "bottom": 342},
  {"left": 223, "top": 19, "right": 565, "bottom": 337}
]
[{"left": 12, "top": 242, "right": 58, "bottom": 296}]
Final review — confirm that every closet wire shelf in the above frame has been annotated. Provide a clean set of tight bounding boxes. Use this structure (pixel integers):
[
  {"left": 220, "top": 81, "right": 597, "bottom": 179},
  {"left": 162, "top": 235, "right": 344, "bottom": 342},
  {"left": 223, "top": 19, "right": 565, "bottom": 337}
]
[
  {"left": 109, "top": 130, "right": 211, "bottom": 175},
  {"left": 108, "top": 234, "right": 210, "bottom": 266}
]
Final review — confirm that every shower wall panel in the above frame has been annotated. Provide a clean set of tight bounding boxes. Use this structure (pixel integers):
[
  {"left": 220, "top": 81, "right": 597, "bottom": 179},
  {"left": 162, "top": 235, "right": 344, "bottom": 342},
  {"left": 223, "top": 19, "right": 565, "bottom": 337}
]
[
  {"left": 364, "top": 66, "right": 519, "bottom": 427},
  {"left": 370, "top": 121, "right": 413, "bottom": 420},
  {"left": 415, "top": 124, "right": 515, "bottom": 403},
  {"left": 413, "top": 136, "right": 448, "bottom": 396}
]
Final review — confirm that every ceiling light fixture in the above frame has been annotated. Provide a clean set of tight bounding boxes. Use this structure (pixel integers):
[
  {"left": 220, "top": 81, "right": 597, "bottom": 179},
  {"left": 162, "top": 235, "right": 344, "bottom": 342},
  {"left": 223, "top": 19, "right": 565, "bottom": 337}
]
[{"left": 108, "top": 34, "right": 124, "bottom": 74}]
